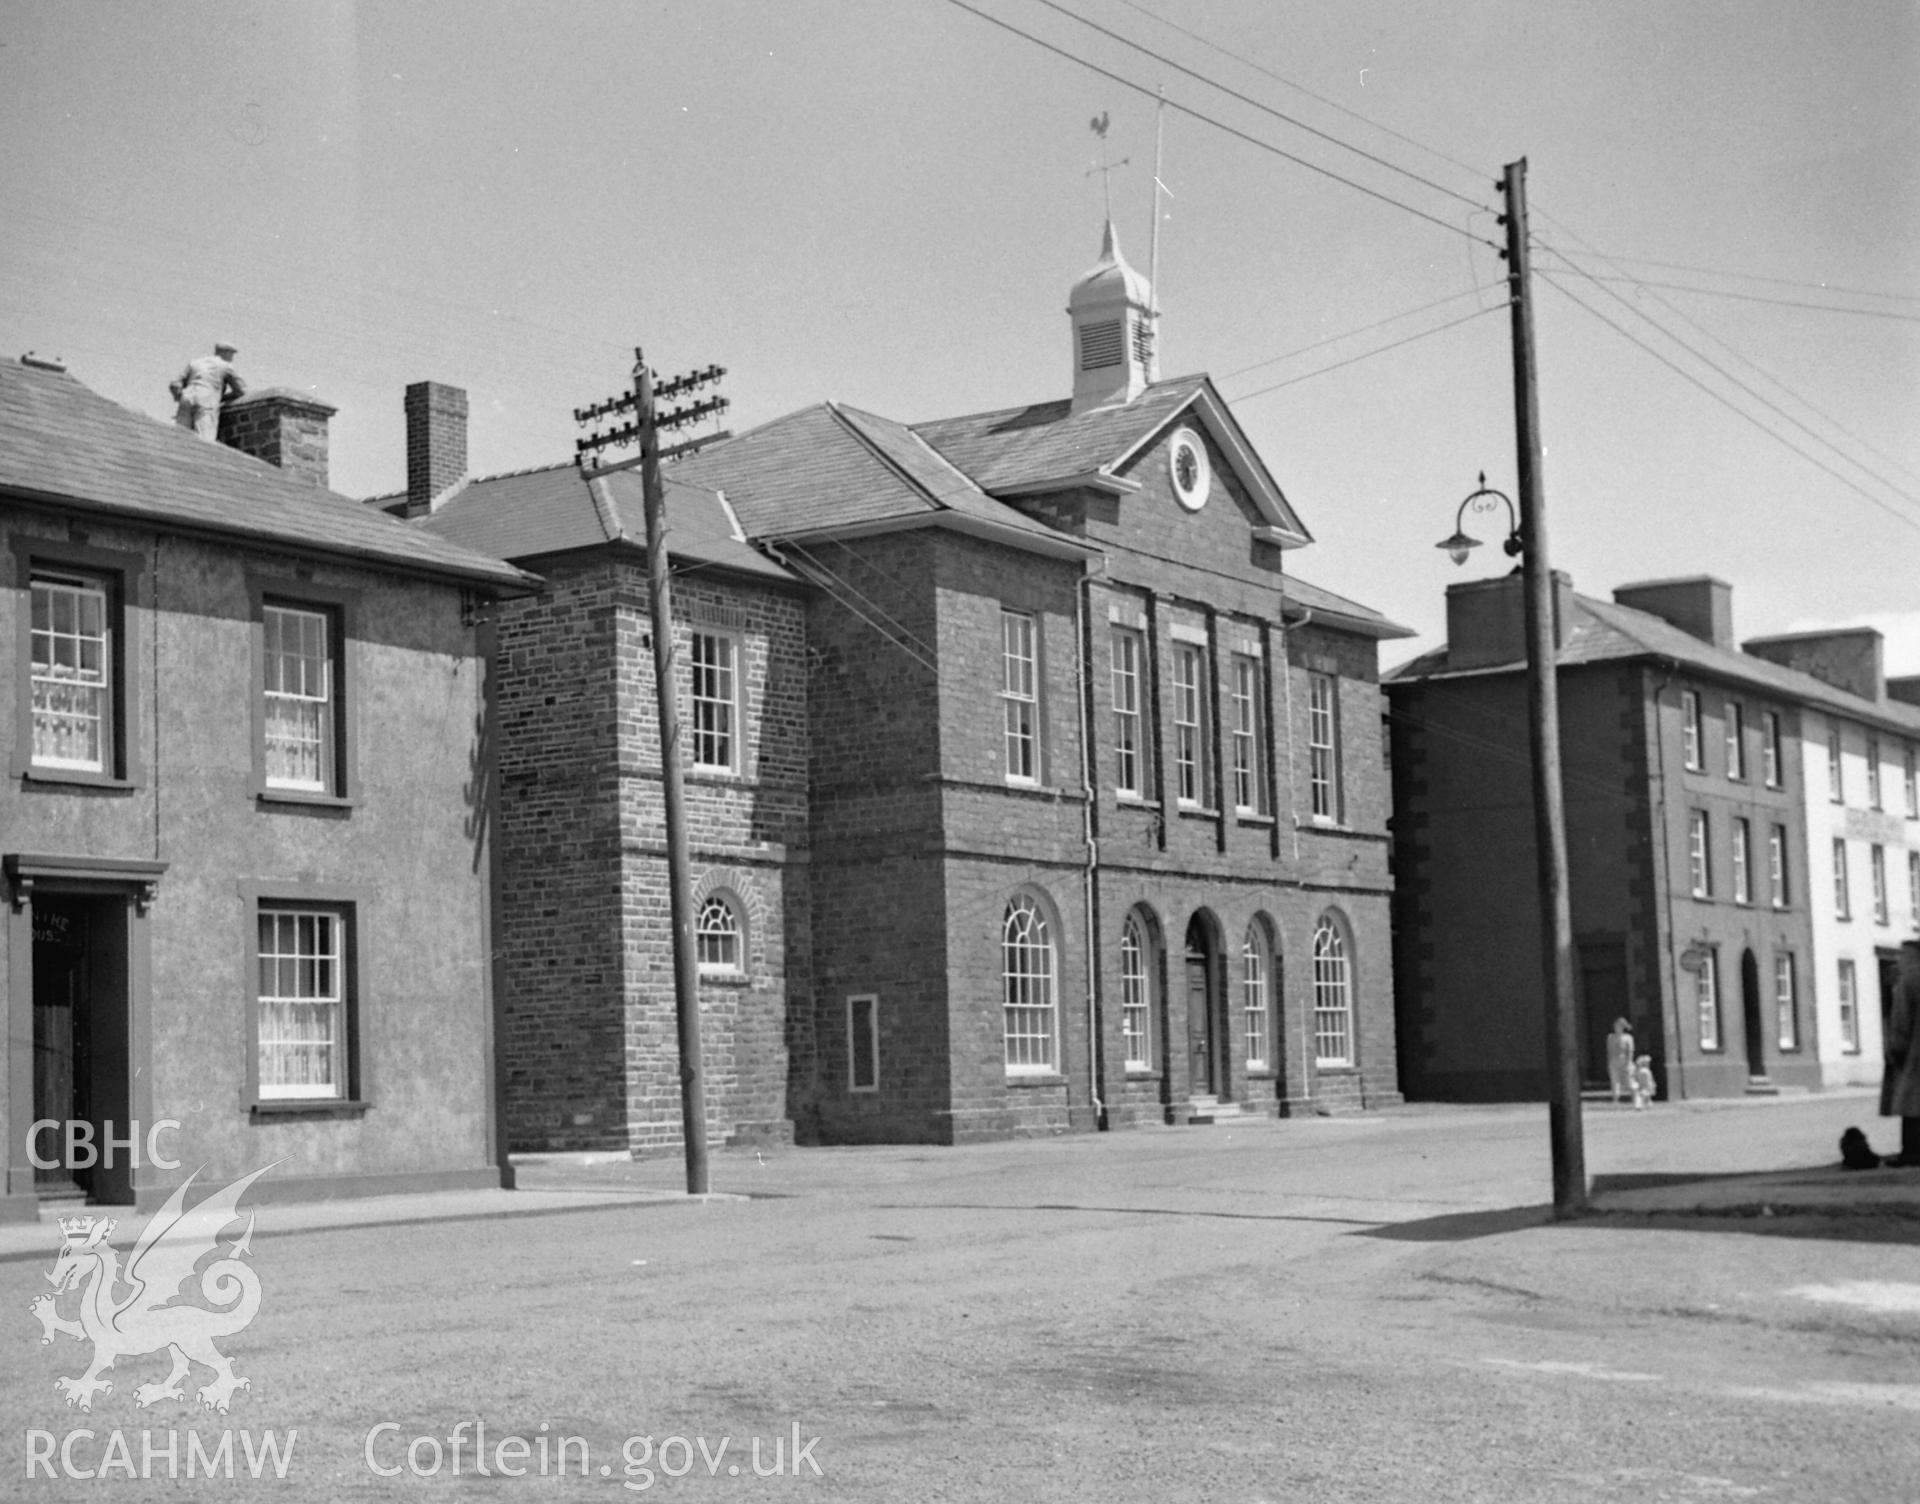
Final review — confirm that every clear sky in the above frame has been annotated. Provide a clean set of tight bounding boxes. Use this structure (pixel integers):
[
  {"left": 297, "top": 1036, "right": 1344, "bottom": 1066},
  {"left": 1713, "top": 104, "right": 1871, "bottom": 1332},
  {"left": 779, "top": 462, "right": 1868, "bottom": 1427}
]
[{"left": 3, "top": 1, "right": 1915, "bottom": 669}]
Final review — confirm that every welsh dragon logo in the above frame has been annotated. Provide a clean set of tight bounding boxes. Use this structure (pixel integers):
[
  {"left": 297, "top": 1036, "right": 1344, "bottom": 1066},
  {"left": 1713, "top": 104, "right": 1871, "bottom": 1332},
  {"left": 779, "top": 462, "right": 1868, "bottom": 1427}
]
[{"left": 29, "top": 1163, "right": 274, "bottom": 1414}]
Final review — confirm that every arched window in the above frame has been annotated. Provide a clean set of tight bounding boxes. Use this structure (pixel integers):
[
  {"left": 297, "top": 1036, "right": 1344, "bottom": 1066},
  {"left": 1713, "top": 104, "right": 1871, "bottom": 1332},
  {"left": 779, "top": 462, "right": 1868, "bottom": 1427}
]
[
  {"left": 1003, "top": 895, "right": 1056, "bottom": 1072},
  {"left": 1121, "top": 915, "right": 1151, "bottom": 1070},
  {"left": 696, "top": 894, "right": 742, "bottom": 974},
  {"left": 1242, "top": 923, "right": 1271, "bottom": 1070},
  {"left": 1312, "top": 914, "right": 1353, "bottom": 1066}
]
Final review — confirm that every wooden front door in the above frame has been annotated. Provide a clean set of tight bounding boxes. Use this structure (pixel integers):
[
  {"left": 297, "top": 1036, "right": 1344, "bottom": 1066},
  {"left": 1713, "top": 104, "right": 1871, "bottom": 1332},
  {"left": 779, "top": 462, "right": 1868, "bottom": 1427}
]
[
  {"left": 33, "top": 899, "right": 91, "bottom": 1194},
  {"left": 1577, "top": 938, "right": 1629, "bottom": 1090},
  {"left": 1185, "top": 918, "right": 1214, "bottom": 1096},
  {"left": 30, "top": 894, "right": 133, "bottom": 1203},
  {"left": 1740, "top": 948, "right": 1767, "bottom": 1080}
]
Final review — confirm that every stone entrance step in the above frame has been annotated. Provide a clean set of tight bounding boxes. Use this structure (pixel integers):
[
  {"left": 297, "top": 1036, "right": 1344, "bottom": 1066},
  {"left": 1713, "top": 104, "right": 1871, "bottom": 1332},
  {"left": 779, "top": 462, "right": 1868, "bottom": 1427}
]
[{"left": 1185, "top": 1095, "right": 1254, "bottom": 1125}]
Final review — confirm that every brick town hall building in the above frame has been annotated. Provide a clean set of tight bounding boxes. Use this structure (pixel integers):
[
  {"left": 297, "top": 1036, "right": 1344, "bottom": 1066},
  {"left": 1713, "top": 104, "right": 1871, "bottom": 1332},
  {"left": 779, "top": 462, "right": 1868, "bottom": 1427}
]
[{"left": 397, "top": 227, "right": 1412, "bottom": 1150}]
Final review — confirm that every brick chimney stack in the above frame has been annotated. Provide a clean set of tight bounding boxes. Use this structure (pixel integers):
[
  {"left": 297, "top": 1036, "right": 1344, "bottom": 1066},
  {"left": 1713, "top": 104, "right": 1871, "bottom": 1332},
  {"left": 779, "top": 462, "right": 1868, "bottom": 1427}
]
[
  {"left": 404, "top": 381, "right": 468, "bottom": 519},
  {"left": 1444, "top": 570, "right": 1575, "bottom": 671},
  {"left": 1743, "top": 628, "right": 1885, "bottom": 702},
  {"left": 1611, "top": 576, "right": 1733, "bottom": 650},
  {"left": 219, "top": 388, "right": 336, "bottom": 488}
]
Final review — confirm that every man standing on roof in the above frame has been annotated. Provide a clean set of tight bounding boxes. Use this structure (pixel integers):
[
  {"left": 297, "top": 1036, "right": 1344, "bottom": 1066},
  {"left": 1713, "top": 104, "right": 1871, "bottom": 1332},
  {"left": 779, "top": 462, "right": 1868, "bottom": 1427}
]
[{"left": 169, "top": 341, "right": 245, "bottom": 440}]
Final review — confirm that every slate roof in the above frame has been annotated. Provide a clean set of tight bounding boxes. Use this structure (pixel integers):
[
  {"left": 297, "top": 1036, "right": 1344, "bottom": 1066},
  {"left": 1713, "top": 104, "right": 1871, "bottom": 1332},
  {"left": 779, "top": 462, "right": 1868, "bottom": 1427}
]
[
  {"left": 1391, "top": 586, "right": 1920, "bottom": 735},
  {"left": 911, "top": 376, "right": 1210, "bottom": 493},
  {"left": 413, "top": 461, "right": 794, "bottom": 582},
  {"left": 911, "top": 373, "right": 1311, "bottom": 545},
  {"left": 0, "top": 358, "right": 531, "bottom": 591},
  {"left": 1283, "top": 574, "right": 1415, "bottom": 640},
  {"left": 672, "top": 403, "right": 1096, "bottom": 558}
]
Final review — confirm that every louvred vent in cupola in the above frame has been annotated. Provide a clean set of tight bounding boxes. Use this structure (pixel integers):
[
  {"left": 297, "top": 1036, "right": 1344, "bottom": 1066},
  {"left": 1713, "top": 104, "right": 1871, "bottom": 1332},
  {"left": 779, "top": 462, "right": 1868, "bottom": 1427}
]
[{"left": 1079, "top": 320, "right": 1124, "bottom": 371}]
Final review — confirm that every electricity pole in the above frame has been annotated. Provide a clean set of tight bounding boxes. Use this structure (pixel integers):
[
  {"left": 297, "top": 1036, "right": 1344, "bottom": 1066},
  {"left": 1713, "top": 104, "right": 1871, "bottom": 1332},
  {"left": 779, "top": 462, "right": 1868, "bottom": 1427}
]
[
  {"left": 575, "top": 351, "right": 729, "bottom": 1195},
  {"left": 1503, "top": 158, "right": 1586, "bottom": 1216}
]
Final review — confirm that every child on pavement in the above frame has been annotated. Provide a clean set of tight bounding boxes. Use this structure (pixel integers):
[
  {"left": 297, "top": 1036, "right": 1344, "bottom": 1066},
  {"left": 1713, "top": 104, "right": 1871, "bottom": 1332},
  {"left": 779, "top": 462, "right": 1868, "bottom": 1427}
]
[{"left": 1632, "top": 1055, "right": 1655, "bottom": 1110}]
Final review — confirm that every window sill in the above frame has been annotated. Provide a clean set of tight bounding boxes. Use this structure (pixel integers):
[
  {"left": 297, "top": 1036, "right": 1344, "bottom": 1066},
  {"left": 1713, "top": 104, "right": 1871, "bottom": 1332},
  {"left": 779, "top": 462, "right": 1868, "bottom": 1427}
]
[
  {"left": 250, "top": 1099, "right": 370, "bottom": 1121},
  {"left": 20, "top": 766, "right": 138, "bottom": 792},
  {"left": 1313, "top": 1063, "right": 1358, "bottom": 1074},
  {"left": 1004, "top": 1072, "right": 1067, "bottom": 1088},
  {"left": 698, "top": 970, "right": 751, "bottom": 988},
  {"left": 1176, "top": 803, "right": 1219, "bottom": 819},
  {"left": 254, "top": 787, "right": 358, "bottom": 812},
  {"left": 1114, "top": 793, "right": 1159, "bottom": 809},
  {"left": 993, "top": 780, "right": 1076, "bottom": 801},
  {"left": 688, "top": 768, "right": 749, "bottom": 785},
  {"left": 1123, "top": 1067, "right": 1157, "bottom": 1080},
  {"left": 1236, "top": 811, "right": 1275, "bottom": 827}
]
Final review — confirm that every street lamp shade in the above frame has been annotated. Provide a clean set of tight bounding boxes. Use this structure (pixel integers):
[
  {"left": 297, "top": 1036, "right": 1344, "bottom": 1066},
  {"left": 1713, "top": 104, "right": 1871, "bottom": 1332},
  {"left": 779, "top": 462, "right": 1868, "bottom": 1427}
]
[{"left": 1439, "top": 473, "right": 1520, "bottom": 568}]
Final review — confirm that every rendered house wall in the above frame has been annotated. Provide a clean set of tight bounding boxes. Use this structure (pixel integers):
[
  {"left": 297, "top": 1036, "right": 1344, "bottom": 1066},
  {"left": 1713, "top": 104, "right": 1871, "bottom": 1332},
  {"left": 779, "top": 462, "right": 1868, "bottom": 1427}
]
[{"left": 2, "top": 504, "right": 501, "bottom": 1215}]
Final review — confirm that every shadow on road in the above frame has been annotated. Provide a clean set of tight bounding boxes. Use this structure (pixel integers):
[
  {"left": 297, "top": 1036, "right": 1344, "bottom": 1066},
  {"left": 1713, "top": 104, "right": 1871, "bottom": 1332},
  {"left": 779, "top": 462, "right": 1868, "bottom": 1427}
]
[
  {"left": 1356, "top": 1206, "right": 1556, "bottom": 1242},
  {"left": 871, "top": 1201, "right": 1381, "bottom": 1228}
]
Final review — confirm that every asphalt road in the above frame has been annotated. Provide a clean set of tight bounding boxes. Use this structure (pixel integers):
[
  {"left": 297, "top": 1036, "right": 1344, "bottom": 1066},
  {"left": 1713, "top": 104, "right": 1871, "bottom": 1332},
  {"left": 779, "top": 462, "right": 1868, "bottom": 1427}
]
[{"left": 8, "top": 1093, "right": 1917, "bottom": 1502}]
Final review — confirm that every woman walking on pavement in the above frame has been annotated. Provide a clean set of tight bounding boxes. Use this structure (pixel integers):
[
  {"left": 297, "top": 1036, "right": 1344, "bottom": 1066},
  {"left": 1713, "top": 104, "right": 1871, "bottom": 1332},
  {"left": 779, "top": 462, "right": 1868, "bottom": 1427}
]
[{"left": 1606, "top": 1017, "right": 1635, "bottom": 1106}]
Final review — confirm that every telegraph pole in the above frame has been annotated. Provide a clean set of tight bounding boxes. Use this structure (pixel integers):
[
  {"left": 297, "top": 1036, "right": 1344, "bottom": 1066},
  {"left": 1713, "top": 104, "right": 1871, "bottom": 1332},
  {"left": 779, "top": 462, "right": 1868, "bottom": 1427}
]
[
  {"left": 1503, "top": 158, "right": 1586, "bottom": 1216},
  {"left": 575, "top": 351, "right": 729, "bottom": 1195}
]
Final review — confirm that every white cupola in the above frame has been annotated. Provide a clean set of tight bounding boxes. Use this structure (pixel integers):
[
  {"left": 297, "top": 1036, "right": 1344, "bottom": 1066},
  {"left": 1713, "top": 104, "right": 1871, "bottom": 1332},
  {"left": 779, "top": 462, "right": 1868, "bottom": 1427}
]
[{"left": 1068, "top": 220, "right": 1158, "bottom": 414}]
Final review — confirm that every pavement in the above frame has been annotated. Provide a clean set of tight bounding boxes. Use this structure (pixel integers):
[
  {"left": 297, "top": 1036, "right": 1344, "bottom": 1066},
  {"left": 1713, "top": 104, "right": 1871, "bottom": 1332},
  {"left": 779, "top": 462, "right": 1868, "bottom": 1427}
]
[
  {"left": 3, "top": 1089, "right": 1913, "bottom": 1266},
  {"left": 1590, "top": 1161, "right": 1920, "bottom": 1218},
  {"left": 0, "top": 1177, "right": 702, "bottom": 1264}
]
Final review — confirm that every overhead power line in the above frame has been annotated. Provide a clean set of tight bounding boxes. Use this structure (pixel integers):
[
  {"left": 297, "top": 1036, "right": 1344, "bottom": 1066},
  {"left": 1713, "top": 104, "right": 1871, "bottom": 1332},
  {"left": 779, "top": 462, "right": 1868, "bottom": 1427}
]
[
  {"left": 1219, "top": 286, "right": 1494, "bottom": 381},
  {"left": 1112, "top": 0, "right": 1492, "bottom": 194},
  {"left": 1538, "top": 271, "right": 1920, "bottom": 538},
  {"left": 1228, "top": 303, "right": 1502, "bottom": 402},
  {"left": 1528, "top": 266, "right": 1920, "bottom": 323},
  {"left": 940, "top": 0, "right": 1502, "bottom": 251},
  {"left": 1535, "top": 249, "right": 1920, "bottom": 307},
  {"left": 1534, "top": 222, "right": 1920, "bottom": 512},
  {"left": 1533, "top": 221, "right": 1920, "bottom": 497},
  {"left": 1029, "top": 0, "right": 1493, "bottom": 214}
]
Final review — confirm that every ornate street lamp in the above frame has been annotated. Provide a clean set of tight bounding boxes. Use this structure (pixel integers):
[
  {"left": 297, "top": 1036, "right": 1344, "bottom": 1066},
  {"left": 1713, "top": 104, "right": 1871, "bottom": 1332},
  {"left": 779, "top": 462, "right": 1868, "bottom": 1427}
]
[{"left": 1435, "top": 472, "right": 1524, "bottom": 567}]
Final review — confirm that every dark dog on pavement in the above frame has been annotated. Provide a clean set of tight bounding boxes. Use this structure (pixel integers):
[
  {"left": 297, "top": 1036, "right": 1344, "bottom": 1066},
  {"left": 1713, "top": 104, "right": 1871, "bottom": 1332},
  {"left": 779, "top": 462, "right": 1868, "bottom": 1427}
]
[{"left": 1839, "top": 1126, "right": 1882, "bottom": 1171}]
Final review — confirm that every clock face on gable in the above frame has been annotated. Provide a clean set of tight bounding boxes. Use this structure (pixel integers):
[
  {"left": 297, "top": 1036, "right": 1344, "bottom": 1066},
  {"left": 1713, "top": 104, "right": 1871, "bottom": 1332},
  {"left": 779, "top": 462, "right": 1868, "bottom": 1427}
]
[{"left": 1169, "top": 427, "right": 1210, "bottom": 512}]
